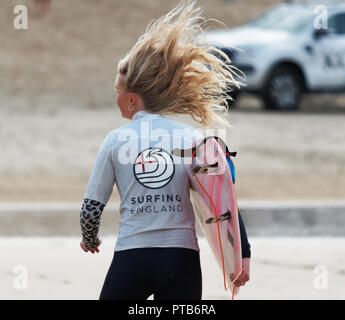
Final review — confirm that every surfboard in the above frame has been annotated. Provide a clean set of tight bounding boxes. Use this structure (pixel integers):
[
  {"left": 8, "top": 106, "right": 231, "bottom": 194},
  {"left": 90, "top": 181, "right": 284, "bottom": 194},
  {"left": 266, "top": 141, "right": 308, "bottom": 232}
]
[{"left": 173, "top": 136, "right": 243, "bottom": 297}]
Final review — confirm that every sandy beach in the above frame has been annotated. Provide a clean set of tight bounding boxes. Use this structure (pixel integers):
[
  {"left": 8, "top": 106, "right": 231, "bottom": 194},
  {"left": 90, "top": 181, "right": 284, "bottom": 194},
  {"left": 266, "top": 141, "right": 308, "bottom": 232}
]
[
  {"left": 1, "top": 105, "right": 345, "bottom": 203},
  {"left": 1, "top": 0, "right": 345, "bottom": 302},
  {"left": 1, "top": 236, "right": 344, "bottom": 300}
]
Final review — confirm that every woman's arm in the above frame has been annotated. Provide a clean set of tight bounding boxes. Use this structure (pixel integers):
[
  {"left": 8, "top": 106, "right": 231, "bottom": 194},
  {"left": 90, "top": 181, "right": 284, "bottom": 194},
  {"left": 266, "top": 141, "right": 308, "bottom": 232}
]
[
  {"left": 232, "top": 210, "right": 251, "bottom": 287},
  {"left": 80, "top": 132, "right": 116, "bottom": 252},
  {"left": 238, "top": 210, "right": 251, "bottom": 259},
  {"left": 80, "top": 198, "right": 105, "bottom": 250},
  {"left": 83, "top": 132, "right": 117, "bottom": 204}
]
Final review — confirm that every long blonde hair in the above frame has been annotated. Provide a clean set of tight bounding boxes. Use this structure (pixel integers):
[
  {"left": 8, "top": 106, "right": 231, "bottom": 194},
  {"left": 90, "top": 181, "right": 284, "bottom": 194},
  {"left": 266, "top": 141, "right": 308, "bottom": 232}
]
[{"left": 117, "top": 0, "right": 242, "bottom": 128}]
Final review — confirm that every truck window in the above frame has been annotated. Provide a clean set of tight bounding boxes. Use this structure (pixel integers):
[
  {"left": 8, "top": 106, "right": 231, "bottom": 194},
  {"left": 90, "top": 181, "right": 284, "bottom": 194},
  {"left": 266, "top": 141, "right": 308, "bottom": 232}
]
[{"left": 328, "top": 13, "right": 345, "bottom": 35}]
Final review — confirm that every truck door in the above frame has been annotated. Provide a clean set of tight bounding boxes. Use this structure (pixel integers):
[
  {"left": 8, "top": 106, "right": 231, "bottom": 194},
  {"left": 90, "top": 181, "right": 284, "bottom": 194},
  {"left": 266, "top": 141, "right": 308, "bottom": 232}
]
[{"left": 315, "top": 12, "right": 345, "bottom": 90}]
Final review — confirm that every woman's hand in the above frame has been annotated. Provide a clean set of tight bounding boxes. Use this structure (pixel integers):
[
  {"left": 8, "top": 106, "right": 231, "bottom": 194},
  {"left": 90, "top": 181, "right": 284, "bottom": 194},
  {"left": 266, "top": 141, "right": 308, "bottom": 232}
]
[
  {"left": 230, "top": 258, "right": 250, "bottom": 287},
  {"left": 80, "top": 239, "right": 102, "bottom": 254}
]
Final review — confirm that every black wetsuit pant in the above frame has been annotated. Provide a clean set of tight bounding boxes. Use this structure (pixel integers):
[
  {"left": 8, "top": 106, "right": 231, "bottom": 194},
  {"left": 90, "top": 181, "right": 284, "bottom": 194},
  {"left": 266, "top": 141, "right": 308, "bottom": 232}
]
[{"left": 99, "top": 247, "right": 202, "bottom": 300}]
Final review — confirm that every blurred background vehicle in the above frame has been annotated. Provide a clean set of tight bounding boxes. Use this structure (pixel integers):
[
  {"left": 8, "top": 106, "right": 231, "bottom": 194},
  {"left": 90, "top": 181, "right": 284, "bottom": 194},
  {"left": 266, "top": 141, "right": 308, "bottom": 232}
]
[{"left": 206, "top": 0, "right": 345, "bottom": 110}]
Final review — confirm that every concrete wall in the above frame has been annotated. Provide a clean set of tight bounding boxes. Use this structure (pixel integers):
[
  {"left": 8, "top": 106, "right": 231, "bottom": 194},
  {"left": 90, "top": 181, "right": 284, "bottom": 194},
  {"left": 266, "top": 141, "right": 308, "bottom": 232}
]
[{"left": 0, "top": 201, "right": 344, "bottom": 237}]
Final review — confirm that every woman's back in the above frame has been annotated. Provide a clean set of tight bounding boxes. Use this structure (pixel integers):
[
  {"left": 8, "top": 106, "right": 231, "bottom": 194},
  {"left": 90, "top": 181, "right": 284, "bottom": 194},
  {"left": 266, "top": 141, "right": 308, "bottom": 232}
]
[{"left": 84, "top": 110, "right": 203, "bottom": 252}]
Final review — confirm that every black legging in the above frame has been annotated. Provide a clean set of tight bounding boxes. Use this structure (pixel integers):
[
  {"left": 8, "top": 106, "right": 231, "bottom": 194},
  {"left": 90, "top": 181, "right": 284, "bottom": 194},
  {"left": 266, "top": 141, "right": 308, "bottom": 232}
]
[{"left": 99, "top": 247, "right": 202, "bottom": 300}]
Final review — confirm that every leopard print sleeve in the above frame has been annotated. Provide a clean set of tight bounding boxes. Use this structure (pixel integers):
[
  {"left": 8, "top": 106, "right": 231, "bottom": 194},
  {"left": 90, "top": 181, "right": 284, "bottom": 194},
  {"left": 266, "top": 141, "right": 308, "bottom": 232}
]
[{"left": 80, "top": 198, "right": 105, "bottom": 250}]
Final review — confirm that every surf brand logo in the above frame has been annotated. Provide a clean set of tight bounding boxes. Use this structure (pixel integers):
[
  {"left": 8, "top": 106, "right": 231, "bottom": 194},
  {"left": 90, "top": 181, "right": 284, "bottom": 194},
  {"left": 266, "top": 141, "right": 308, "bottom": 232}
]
[{"left": 133, "top": 147, "right": 175, "bottom": 189}]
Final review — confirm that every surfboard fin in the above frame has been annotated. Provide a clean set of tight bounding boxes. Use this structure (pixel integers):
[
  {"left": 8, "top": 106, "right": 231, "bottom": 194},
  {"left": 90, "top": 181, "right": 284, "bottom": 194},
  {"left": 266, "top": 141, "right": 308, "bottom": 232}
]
[
  {"left": 171, "top": 146, "right": 196, "bottom": 158},
  {"left": 192, "top": 162, "right": 218, "bottom": 174},
  {"left": 205, "top": 210, "right": 231, "bottom": 224}
]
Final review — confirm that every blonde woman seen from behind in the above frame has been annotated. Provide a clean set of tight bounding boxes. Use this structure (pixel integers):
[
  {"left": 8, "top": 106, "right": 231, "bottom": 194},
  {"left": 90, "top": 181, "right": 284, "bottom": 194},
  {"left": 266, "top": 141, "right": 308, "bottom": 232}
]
[{"left": 79, "top": 0, "right": 250, "bottom": 300}]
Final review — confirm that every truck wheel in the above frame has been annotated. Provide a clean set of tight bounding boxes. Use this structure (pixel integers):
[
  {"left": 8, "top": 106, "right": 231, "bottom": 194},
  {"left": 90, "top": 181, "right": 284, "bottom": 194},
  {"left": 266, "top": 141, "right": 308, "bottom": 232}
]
[{"left": 262, "top": 66, "right": 303, "bottom": 110}]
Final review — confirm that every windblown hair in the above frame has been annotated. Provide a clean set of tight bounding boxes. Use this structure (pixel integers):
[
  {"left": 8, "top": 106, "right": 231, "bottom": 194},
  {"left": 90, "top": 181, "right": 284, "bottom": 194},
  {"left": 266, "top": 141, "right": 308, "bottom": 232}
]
[{"left": 117, "top": 0, "right": 242, "bottom": 128}]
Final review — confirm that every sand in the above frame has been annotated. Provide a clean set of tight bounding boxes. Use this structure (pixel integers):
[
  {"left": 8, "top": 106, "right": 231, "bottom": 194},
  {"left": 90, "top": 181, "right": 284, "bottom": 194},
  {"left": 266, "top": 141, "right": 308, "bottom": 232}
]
[
  {"left": 1, "top": 236, "right": 344, "bottom": 300},
  {"left": 1, "top": 104, "right": 345, "bottom": 202}
]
